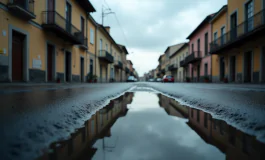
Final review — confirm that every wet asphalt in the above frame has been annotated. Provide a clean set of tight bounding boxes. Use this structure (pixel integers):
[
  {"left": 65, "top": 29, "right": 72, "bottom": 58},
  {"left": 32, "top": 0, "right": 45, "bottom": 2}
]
[{"left": 0, "top": 82, "right": 265, "bottom": 160}]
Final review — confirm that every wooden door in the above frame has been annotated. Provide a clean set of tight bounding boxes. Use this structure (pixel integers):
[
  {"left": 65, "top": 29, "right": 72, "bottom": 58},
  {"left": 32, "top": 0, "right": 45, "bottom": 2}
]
[{"left": 12, "top": 31, "right": 24, "bottom": 81}]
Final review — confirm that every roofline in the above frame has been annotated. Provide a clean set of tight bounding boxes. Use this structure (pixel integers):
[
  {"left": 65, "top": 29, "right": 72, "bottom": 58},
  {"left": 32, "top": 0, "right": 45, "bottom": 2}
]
[
  {"left": 127, "top": 60, "right": 133, "bottom": 65},
  {"left": 164, "top": 47, "right": 170, "bottom": 54},
  {"left": 88, "top": 15, "right": 98, "bottom": 26},
  {"left": 76, "top": 0, "right": 96, "bottom": 13},
  {"left": 210, "top": 5, "right": 228, "bottom": 23},
  {"left": 186, "top": 14, "right": 215, "bottom": 39},
  {"left": 118, "top": 44, "right": 129, "bottom": 55},
  {"left": 169, "top": 43, "right": 189, "bottom": 58}
]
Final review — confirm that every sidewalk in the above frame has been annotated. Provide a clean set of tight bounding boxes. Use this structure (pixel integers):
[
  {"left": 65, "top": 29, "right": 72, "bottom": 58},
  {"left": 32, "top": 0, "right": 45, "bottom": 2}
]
[{"left": 0, "top": 83, "right": 95, "bottom": 94}]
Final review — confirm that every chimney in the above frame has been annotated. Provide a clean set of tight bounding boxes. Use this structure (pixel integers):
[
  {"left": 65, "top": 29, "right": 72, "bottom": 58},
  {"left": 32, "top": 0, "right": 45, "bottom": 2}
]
[{"left": 104, "top": 26, "right": 110, "bottom": 33}]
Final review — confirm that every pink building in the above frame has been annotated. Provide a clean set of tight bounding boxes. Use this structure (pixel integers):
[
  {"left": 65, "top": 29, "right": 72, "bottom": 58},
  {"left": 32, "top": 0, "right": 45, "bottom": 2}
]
[{"left": 186, "top": 14, "right": 215, "bottom": 82}]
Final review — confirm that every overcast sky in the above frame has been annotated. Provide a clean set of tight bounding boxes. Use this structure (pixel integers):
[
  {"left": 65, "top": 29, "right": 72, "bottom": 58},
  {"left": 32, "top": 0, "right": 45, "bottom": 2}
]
[{"left": 90, "top": 0, "right": 227, "bottom": 76}]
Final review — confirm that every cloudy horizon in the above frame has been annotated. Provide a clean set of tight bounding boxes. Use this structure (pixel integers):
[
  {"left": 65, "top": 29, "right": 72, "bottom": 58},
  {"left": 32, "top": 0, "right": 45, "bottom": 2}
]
[{"left": 90, "top": 0, "right": 227, "bottom": 76}]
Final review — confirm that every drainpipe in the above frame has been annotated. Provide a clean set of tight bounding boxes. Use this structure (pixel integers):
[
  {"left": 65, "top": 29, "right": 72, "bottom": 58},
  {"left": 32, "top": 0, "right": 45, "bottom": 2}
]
[
  {"left": 86, "top": 13, "right": 88, "bottom": 81},
  {"left": 95, "top": 21, "right": 98, "bottom": 79},
  {"left": 210, "top": 23, "right": 213, "bottom": 82}
]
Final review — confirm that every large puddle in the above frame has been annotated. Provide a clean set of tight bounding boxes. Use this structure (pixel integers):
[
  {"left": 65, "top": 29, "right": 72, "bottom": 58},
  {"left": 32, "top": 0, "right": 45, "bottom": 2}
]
[{"left": 38, "top": 92, "right": 265, "bottom": 160}]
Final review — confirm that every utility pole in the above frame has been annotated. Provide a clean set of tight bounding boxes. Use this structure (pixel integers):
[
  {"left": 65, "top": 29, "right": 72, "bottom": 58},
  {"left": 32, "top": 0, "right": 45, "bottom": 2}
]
[{"left": 101, "top": 5, "right": 114, "bottom": 25}]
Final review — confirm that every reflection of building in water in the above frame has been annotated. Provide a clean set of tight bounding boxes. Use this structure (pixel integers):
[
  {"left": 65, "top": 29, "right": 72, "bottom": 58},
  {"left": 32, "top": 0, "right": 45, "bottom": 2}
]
[
  {"left": 187, "top": 108, "right": 265, "bottom": 160},
  {"left": 158, "top": 94, "right": 188, "bottom": 118},
  {"left": 38, "top": 93, "right": 134, "bottom": 160}
]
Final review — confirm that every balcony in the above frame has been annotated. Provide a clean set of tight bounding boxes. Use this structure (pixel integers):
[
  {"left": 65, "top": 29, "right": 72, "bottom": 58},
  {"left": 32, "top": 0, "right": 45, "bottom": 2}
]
[
  {"left": 79, "top": 38, "right": 88, "bottom": 50},
  {"left": 42, "top": 11, "right": 83, "bottom": 44},
  {"left": 98, "top": 50, "right": 114, "bottom": 63},
  {"left": 185, "top": 52, "right": 202, "bottom": 64},
  {"left": 114, "top": 60, "right": 123, "bottom": 69},
  {"left": 210, "top": 9, "right": 265, "bottom": 54},
  {"left": 7, "top": 0, "right": 36, "bottom": 20},
  {"left": 125, "top": 67, "right": 130, "bottom": 73},
  {"left": 180, "top": 60, "right": 187, "bottom": 67},
  {"left": 169, "top": 64, "right": 178, "bottom": 71}
]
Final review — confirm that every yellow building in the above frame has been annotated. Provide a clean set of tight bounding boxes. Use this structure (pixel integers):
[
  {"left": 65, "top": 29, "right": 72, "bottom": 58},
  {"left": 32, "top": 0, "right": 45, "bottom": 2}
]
[
  {"left": 119, "top": 44, "right": 129, "bottom": 81},
  {"left": 0, "top": 0, "right": 95, "bottom": 82},
  {"left": 210, "top": 0, "right": 265, "bottom": 83},
  {"left": 95, "top": 25, "right": 123, "bottom": 83},
  {"left": 169, "top": 43, "right": 188, "bottom": 82},
  {"left": 86, "top": 15, "right": 97, "bottom": 80}
]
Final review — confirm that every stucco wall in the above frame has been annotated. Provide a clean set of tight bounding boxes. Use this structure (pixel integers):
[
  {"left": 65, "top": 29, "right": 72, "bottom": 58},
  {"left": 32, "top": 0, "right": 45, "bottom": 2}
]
[{"left": 188, "top": 22, "right": 212, "bottom": 79}]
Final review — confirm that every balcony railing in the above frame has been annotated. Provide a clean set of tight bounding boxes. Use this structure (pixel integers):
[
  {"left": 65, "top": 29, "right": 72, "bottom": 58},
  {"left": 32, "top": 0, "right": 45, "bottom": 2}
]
[
  {"left": 180, "top": 60, "right": 186, "bottom": 67},
  {"left": 210, "top": 9, "right": 265, "bottom": 54},
  {"left": 114, "top": 60, "right": 123, "bottom": 69},
  {"left": 7, "top": 0, "right": 36, "bottom": 20},
  {"left": 169, "top": 64, "right": 178, "bottom": 71},
  {"left": 42, "top": 11, "right": 83, "bottom": 44},
  {"left": 125, "top": 67, "right": 130, "bottom": 73},
  {"left": 98, "top": 50, "right": 114, "bottom": 63},
  {"left": 79, "top": 38, "right": 88, "bottom": 50},
  {"left": 185, "top": 51, "right": 202, "bottom": 64}
]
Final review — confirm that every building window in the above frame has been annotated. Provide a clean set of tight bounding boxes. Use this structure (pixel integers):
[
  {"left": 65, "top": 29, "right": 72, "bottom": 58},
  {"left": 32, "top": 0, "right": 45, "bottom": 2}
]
[
  {"left": 197, "top": 38, "right": 200, "bottom": 52},
  {"left": 246, "top": 0, "right": 254, "bottom": 31},
  {"left": 81, "top": 17, "right": 85, "bottom": 36},
  {"left": 106, "top": 44, "right": 108, "bottom": 51},
  {"left": 90, "top": 28, "right": 94, "bottom": 44},
  {"left": 214, "top": 32, "right": 218, "bottom": 43},
  {"left": 197, "top": 110, "right": 200, "bottom": 122},
  {"left": 192, "top": 44, "right": 194, "bottom": 53},
  {"left": 204, "top": 112, "right": 208, "bottom": 128},
  {"left": 213, "top": 119, "right": 217, "bottom": 130},
  {"left": 205, "top": 32, "right": 208, "bottom": 55},
  {"left": 221, "top": 27, "right": 225, "bottom": 45},
  {"left": 191, "top": 109, "right": 194, "bottom": 118},
  {"left": 91, "top": 119, "right": 95, "bottom": 134}
]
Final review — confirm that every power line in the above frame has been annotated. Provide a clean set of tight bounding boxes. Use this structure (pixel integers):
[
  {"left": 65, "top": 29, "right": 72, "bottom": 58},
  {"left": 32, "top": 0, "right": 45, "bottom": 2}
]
[
  {"left": 103, "top": 0, "right": 129, "bottom": 48},
  {"left": 114, "top": 13, "right": 129, "bottom": 47}
]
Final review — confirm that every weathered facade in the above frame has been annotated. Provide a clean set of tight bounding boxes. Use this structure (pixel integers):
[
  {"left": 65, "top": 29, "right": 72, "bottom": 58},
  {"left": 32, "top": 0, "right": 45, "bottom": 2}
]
[
  {"left": 210, "top": 0, "right": 265, "bottom": 83},
  {"left": 186, "top": 14, "right": 214, "bottom": 82},
  {"left": 0, "top": 0, "right": 95, "bottom": 82},
  {"left": 169, "top": 43, "right": 189, "bottom": 82}
]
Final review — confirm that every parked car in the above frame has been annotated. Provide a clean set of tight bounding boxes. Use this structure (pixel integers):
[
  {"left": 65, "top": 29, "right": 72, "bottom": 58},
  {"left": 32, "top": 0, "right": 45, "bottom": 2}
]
[
  {"left": 156, "top": 78, "right": 162, "bottom": 82},
  {"left": 163, "top": 75, "right": 174, "bottom": 83},
  {"left": 149, "top": 79, "right": 155, "bottom": 82},
  {"left": 134, "top": 78, "right": 138, "bottom": 82},
  {"left": 127, "top": 76, "right": 135, "bottom": 82}
]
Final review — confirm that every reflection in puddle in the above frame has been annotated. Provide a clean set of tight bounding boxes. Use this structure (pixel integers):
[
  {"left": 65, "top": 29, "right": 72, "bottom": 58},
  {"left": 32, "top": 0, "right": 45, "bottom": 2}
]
[{"left": 38, "top": 92, "right": 265, "bottom": 160}]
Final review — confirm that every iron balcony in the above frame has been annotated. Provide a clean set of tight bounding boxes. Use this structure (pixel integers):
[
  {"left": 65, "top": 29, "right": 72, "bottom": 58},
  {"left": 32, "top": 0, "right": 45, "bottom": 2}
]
[
  {"left": 180, "top": 60, "right": 187, "bottom": 67},
  {"left": 7, "top": 0, "right": 36, "bottom": 20},
  {"left": 210, "top": 9, "right": 265, "bottom": 54},
  {"left": 42, "top": 11, "right": 84, "bottom": 44},
  {"left": 168, "top": 64, "right": 178, "bottom": 71},
  {"left": 185, "top": 51, "right": 202, "bottom": 64},
  {"left": 98, "top": 50, "right": 114, "bottom": 63},
  {"left": 125, "top": 67, "right": 130, "bottom": 73},
  {"left": 114, "top": 60, "right": 123, "bottom": 69},
  {"left": 79, "top": 38, "right": 88, "bottom": 50}
]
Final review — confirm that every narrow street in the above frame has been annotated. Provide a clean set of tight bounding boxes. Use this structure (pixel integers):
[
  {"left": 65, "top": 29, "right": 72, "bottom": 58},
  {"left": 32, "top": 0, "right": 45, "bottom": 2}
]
[{"left": 1, "top": 82, "right": 265, "bottom": 160}]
